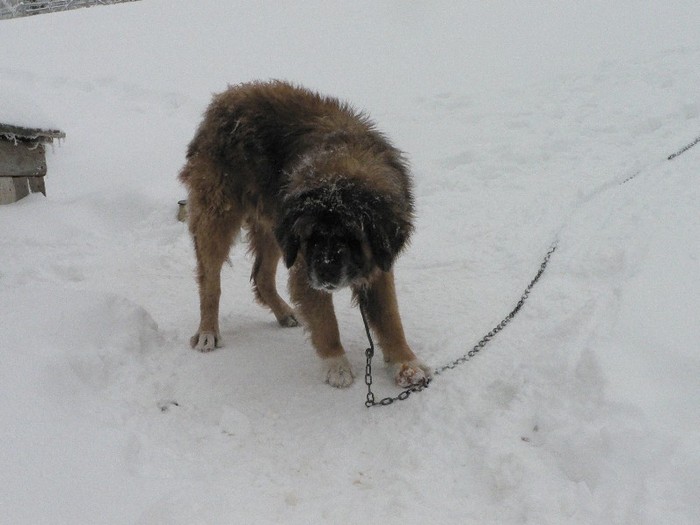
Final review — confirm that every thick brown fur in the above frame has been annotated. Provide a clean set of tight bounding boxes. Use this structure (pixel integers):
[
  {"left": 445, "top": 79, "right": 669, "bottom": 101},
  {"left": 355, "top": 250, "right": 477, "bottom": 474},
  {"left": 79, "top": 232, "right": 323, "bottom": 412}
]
[{"left": 179, "top": 80, "right": 431, "bottom": 388}]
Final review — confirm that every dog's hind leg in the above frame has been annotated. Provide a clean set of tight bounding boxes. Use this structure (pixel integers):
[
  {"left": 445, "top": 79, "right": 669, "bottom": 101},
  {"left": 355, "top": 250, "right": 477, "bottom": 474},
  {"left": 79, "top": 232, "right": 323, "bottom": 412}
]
[
  {"left": 188, "top": 204, "right": 243, "bottom": 352},
  {"left": 248, "top": 224, "right": 298, "bottom": 327}
]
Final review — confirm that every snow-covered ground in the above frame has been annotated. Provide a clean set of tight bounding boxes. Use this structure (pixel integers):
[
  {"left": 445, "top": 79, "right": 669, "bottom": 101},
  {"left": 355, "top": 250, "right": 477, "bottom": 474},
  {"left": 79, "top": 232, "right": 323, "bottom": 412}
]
[{"left": 1, "top": 1, "right": 699, "bottom": 523}]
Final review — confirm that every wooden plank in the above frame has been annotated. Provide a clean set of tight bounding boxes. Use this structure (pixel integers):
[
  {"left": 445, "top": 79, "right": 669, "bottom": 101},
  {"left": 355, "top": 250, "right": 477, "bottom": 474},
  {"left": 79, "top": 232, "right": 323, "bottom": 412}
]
[
  {"left": 27, "top": 175, "right": 46, "bottom": 196},
  {"left": 0, "top": 177, "right": 16, "bottom": 205},
  {"left": 12, "top": 177, "right": 30, "bottom": 202},
  {"left": 0, "top": 176, "right": 45, "bottom": 205},
  {"left": 0, "top": 140, "right": 47, "bottom": 177}
]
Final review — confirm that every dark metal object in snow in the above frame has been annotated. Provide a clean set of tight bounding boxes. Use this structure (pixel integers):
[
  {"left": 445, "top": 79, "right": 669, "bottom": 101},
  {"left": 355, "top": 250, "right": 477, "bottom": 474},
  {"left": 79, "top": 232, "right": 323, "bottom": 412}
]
[
  {"left": 0, "top": 0, "right": 139, "bottom": 20},
  {"left": 361, "top": 243, "right": 559, "bottom": 407},
  {"left": 177, "top": 199, "right": 188, "bottom": 222},
  {"left": 157, "top": 400, "right": 180, "bottom": 413},
  {"left": 0, "top": 123, "right": 65, "bottom": 204},
  {"left": 667, "top": 134, "right": 700, "bottom": 161}
]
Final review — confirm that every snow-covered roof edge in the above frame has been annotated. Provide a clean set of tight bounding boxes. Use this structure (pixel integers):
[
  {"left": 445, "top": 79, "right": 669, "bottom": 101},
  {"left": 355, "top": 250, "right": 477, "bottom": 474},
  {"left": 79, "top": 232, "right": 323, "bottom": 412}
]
[{"left": 0, "top": 122, "right": 65, "bottom": 142}]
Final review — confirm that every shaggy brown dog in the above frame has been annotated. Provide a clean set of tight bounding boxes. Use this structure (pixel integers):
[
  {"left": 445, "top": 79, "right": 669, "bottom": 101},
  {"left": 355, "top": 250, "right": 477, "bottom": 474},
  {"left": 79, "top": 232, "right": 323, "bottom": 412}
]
[{"left": 179, "top": 80, "right": 431, "bottom": 388}]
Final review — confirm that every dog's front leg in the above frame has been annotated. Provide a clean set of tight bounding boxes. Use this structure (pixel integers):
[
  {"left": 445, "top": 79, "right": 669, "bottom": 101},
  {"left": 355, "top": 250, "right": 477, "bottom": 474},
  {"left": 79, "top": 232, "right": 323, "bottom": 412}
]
[
  {"left": 289, "top": 264, "right": 354, "bottom": 387},
  {"left": 359, "top": 271, "right": 432, "bottom": 387}
]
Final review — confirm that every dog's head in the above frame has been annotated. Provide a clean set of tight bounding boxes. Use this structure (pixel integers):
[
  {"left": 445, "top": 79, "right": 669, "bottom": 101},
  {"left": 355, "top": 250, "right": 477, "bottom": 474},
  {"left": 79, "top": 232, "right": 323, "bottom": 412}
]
[{"left": 276, "top": 180, "right": 413, "bottom": 291}]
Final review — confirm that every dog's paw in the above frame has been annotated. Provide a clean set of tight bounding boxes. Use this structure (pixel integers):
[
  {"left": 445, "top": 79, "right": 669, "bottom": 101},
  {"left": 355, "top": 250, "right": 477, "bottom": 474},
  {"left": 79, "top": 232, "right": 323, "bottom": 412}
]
[
  {"left": 190, "top": 331, "right": 219, "bottom": 352},
  {"left": 278, "top": 313, "right": 299, "bottom": 328},
  {"left": 322, "top": 355, "right": 354, "bottom": 388},
  {"left": 392, "top": 359, "right": 433, "bottom": 388}
]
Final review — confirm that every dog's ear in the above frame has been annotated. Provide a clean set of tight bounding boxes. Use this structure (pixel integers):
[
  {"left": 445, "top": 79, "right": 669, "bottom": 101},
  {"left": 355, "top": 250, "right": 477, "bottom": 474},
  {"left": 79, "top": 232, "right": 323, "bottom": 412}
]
[
  {"left": 364, "top": 209, "right": 412, "bottom": 272},
  {"left": 365, "top": 221, "right": 393, "bottom": 272},
  {"left": 280, "top": 233, "right": 300, "bottom": 269},
  {"left": 275, "top": 212, "right": 301, "bottom": 269},
  {"left": 276, "top": 209, "right": 313, "bottom": 269}
]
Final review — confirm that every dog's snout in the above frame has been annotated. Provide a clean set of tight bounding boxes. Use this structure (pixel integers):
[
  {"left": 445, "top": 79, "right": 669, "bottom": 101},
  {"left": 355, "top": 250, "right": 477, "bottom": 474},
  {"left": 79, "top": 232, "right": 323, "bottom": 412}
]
[
  {"left": 315, "top": 256, "right": 340, "bottom": 283},
  {"left": 308, "top": 241, "right": 349, "bottom": 291}
]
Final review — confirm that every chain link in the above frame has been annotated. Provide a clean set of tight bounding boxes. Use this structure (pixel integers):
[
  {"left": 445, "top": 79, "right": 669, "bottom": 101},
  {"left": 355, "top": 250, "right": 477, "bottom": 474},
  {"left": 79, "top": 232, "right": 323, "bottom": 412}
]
[{"left": 361, "top": 243, "right": 558, "bottom": 407}]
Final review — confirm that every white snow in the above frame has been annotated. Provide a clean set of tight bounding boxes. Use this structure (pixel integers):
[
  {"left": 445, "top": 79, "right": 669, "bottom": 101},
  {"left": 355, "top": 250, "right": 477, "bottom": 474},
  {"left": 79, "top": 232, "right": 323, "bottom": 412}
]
[{"left": 1, "top": 1, "right": 699, "bottom": 523}]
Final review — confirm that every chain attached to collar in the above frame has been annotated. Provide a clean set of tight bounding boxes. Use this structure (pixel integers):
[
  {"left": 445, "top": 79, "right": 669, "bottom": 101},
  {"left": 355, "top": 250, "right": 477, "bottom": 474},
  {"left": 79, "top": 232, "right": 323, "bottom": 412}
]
[{"left": 359, "top": 243, "right": 558, "bottom": 408}]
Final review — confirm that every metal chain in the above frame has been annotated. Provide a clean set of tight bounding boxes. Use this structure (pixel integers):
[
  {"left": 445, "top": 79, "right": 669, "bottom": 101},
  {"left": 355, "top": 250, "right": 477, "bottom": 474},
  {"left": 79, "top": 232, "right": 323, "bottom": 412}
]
[
  {"left": 667, "top": 134, "right": 700, "bottom": 161},
  {"left": 435, "top": 243, "right": 558, "bottom": 375},
  {"left": 359, "top": 290, "right": 431, "bottom": 407},
  {"left": 361, "top": 243, "right": 558, "bottom": 407}
]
